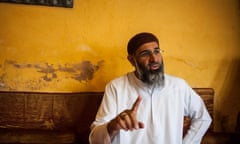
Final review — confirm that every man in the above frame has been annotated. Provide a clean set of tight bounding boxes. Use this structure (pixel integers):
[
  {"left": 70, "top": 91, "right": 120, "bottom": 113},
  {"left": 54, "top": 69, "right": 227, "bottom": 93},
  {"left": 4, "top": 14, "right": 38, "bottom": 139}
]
[{"left": 89, "top": 32, "right": 212, "bottom": 144}]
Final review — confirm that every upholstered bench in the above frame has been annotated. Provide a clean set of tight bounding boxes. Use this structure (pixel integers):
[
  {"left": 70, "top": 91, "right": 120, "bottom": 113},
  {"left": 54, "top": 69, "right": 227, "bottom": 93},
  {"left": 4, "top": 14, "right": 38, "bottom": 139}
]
[{"left": 0, "top": 88, "right": 216, "bottom": 144}]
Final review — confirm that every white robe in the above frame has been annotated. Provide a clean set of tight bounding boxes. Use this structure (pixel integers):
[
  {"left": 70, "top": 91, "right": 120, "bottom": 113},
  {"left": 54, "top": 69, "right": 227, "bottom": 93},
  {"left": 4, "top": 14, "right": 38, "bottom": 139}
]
[{"left": 89, "top": 72, "right": 212, "bottom": 144}]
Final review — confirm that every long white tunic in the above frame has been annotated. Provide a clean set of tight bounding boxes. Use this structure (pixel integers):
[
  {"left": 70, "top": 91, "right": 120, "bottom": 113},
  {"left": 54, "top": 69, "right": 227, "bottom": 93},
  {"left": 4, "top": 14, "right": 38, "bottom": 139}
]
[{"left": 89, "top": 72, "right": 212, "bottom": 144}]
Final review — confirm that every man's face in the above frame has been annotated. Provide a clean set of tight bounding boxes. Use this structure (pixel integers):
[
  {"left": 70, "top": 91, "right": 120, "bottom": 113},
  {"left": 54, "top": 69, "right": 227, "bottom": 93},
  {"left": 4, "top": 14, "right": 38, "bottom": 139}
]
[
  {"left": 134, "top": 41, "right": 163, "bottom": 71},
  {"left": 131, "top": 41, "right": 164, "bottom": 85}
]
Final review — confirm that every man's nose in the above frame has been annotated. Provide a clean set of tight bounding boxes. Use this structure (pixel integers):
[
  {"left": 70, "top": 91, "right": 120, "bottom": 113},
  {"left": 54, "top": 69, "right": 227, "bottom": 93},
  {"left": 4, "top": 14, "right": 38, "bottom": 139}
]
[{"left": 149, "top": 52, "right": 158, "bottom": 62}]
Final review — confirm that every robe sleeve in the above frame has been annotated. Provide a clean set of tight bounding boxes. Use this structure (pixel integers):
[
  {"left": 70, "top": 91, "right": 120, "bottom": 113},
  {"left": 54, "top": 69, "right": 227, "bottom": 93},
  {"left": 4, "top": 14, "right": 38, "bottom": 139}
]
[
  {"left": 89, "top": 123, "right": 111, "bottom": 144},
  {"left": 183, "top": 86, "right": 212, "bottom": 144},
  {"left": 89, "top": 83, "right": 118, "bottom": 144}
]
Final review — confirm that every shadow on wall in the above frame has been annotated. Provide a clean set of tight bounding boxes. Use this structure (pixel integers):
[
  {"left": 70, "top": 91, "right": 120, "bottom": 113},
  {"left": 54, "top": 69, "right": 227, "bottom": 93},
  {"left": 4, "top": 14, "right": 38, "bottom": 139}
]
[{"left": 214, "top": 58, "right": 240, "bottom": 132}]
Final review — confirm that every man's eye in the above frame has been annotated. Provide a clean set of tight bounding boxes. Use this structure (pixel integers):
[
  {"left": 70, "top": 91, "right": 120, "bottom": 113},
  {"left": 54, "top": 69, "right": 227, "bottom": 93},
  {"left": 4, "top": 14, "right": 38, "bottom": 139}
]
[
  {"left": 154, "top": 49, "right": 160, "bottom": 54},
  {"left": 139, "top": 51, "right": 151, "bottom": 56},
  {"left": 154, "top": 49, "right": 160, "bottom": 53},
  {"left": 137, "top": 49, "right": 161, "bottom": 58}
]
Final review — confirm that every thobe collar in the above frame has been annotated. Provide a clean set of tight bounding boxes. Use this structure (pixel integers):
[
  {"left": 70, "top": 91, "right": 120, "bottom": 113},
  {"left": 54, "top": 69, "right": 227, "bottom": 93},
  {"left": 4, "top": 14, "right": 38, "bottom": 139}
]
[{"left": 127, "top": 72, "right": 164, "bottom": 94}]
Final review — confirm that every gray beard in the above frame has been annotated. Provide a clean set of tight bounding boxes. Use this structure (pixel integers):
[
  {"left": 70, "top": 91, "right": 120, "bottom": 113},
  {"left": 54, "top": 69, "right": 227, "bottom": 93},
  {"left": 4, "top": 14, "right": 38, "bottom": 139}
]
[
  {"left": 134, "top": 58, "right": 165, "bottom": 86},
  {"left": 146, "top": 71, "right": 164, "bottom": 86}
]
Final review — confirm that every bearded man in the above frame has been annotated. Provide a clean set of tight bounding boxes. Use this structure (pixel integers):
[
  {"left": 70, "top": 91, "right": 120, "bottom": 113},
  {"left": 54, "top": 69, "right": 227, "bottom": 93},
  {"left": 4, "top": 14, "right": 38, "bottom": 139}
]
[{"left": 89, "top": 32, "right": 212, "bottom": 144}]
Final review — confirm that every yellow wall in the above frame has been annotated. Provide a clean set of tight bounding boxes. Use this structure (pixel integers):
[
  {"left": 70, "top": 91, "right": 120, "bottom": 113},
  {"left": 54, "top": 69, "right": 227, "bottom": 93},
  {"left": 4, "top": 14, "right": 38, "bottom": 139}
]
[{"left": 0, "top": 0, "right": 239, "bottom": 132}]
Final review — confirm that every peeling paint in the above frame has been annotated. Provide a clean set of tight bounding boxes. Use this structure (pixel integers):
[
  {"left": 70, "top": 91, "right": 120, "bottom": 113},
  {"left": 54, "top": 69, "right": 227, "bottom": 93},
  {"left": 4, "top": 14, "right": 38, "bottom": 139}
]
[
  {"left": 71, "top": 61, "right": 102, "bottom": 81},
  {"left": 6, "top": 60, "right": 33, "bottom": 69},
  {"left": 37, "top": 63, "right": 56, "bottom": 73},
  {"left": 0, "top": 59, "right": 104, "bottom": 90},
  {"left": 36, "top": 63, "right": 57, "bottom": 81}
]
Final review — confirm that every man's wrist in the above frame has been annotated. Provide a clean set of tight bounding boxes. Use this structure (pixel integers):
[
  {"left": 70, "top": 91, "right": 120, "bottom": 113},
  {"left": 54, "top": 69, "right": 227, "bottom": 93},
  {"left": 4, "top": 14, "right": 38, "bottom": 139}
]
[
  {"left": 107, "top": 120, "right": 112, "bottom": 134},
  {"left": 107, "top": 119, "right": 118, "bottom": 140}
]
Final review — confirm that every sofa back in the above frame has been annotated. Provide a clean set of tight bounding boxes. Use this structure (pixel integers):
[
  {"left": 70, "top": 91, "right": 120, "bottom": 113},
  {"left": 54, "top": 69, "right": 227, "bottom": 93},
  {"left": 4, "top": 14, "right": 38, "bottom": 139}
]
[{"left": 0, "top": 88, "right": 214, "bottom": 143}]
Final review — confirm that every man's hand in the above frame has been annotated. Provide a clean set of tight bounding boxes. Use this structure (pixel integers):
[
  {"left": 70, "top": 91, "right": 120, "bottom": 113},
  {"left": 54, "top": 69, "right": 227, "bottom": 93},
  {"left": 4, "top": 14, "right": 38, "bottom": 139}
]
[{"left": 107, "top": 96, "right": 144, "bottom": 139}]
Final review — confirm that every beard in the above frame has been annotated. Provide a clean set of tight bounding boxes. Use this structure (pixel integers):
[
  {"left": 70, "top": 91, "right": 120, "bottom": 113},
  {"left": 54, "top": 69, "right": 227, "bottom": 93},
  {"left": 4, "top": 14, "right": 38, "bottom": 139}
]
[{"left": 135, "top": 60, "right": 165, "bottom": 86}]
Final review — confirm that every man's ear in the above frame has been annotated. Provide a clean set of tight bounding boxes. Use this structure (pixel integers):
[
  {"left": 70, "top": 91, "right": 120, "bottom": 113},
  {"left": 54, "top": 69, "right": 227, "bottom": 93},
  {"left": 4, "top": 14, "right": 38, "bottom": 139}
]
[{"left": 127, "top": 55, "right": 135, "bottom": 66}]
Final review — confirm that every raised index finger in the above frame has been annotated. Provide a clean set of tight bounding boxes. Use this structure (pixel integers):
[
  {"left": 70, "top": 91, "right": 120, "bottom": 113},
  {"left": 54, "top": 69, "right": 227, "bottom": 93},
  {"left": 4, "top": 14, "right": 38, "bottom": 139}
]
[{"left": 131, "top": 96, "right": 142, "bottom": 112}]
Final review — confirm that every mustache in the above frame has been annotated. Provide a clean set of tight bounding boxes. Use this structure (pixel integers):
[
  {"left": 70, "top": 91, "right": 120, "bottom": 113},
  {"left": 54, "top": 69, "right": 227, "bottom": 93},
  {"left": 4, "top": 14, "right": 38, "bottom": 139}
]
[{"left": 148, "top": 62, "right": 161, "bottom": 67}]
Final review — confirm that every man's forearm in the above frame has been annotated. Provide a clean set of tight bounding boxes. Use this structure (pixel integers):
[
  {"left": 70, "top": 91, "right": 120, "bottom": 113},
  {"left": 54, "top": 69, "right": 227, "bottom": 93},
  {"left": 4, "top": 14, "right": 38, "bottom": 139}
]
[{"left": 183, "top": 119, "right": 211, "bottom": 144}]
